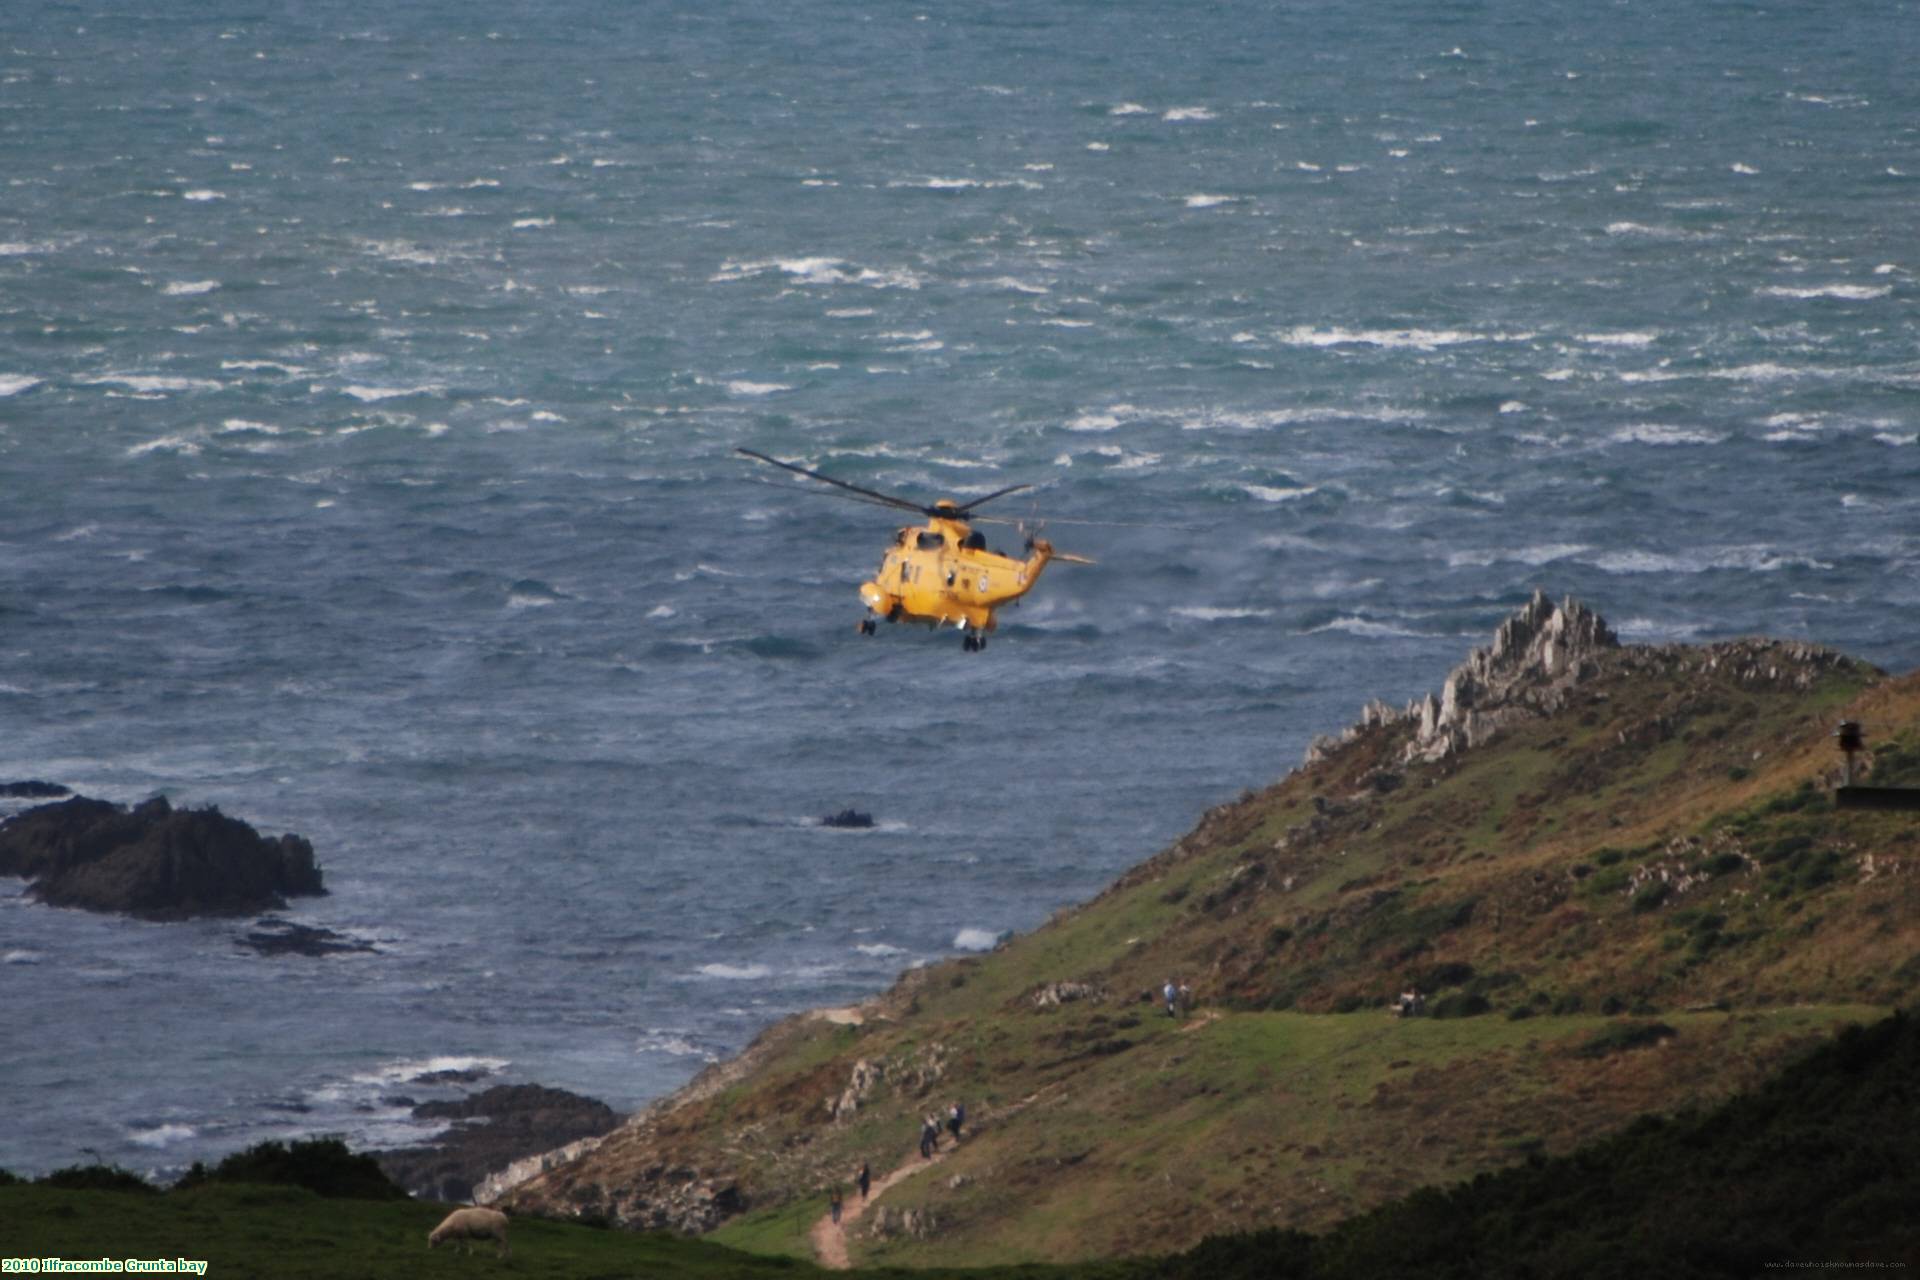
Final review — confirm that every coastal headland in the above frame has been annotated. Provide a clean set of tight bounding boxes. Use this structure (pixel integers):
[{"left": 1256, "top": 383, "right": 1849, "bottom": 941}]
[{"left": 496, "top": 592, "right": 1919, "bottom": 1267}]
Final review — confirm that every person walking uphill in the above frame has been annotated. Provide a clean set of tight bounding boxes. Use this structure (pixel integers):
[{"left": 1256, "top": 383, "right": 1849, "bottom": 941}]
[
  {"left": 829, "top": 1185, "right": 843, "bottom": 1225},
  {"left": 920, "top": 1114, "right": 939, "bottom": 1159},
  {"left": 858, "top": 1160, "right": 871, "bottom": 1200},
  {"left": 947, "top": 1100, "right": 965, "bottom": 1144},
  {"left": 1164, "top": 977, "right": 1179, "bottom": 1018}
]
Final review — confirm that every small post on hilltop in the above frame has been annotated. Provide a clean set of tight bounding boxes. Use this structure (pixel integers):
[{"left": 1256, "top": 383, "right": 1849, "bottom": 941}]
[
  {"left": 1832, "top": 720, "right": 1920, "bottom": 812},
  {"left": 1836, "top": 721, "right": 1864, "bottom": 786}
]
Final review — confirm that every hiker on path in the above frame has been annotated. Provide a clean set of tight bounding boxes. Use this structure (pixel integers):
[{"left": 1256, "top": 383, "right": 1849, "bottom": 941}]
[
  {"left": 858, "top": 1160, "right": 871, "bottom": 1200},
  {"left": 830, "top": 1186, "right": 843, "bottom": 1225},
  {"left": 947, "top": 1101, "right": 965, "bottom": 1144},
  {"left": 1164, "top": 977, "right": 1179, "bottom": 1018},
  {"left": 920, "top": 1114, "right": 940, "bottom": 1159}
]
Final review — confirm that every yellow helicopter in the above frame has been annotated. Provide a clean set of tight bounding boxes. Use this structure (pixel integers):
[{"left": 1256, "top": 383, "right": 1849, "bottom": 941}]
[{"left": 737, "top": 447, "right": 1094, "bottom": 651}]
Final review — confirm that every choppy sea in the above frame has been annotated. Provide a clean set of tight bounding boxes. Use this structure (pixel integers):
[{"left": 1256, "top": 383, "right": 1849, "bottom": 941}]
[{"left": 2, "top": 0, "right": 1916, "bottom": 1179}]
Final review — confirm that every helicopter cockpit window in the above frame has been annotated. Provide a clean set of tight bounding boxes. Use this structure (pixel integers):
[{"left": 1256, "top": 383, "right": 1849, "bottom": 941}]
[
  {"left": 962, "top": 530, "right": 986, "bottom": 550},
  {"left": 898, "top": 561, "right": 910, "bottom": 583},
  {"left": 917, "top": 531, "right": 943, "bottom": 550}
]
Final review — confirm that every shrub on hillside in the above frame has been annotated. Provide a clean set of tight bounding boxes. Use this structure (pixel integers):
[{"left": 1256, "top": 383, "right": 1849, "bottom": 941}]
[
  {"left": 174, "top": 1138, "right": 406, "bottom": 1200},
  {"left": 38, "top": 1165, "right": 156, "bottom": 1194},
  {"left": 1573, "top": 1020, "right": 1677, "bottom": 1059},
  {"left": 1427, "top": 993, "right": 1491, "bottom": 1019}
]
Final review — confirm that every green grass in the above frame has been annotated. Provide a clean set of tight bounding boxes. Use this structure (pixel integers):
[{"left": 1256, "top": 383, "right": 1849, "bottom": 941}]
[
  {"left": 707, "top": 1188, "right": 824, "bottom": 1261},
  {"left": 0, "top": 1181, "right": 827, "bottom": 1280}
]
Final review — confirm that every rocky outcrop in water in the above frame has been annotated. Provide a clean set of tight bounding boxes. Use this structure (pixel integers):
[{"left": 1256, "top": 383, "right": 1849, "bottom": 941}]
[
  {"left": 0, "top": 780, "right": 72, "bottom": 799},
  {"left": 0, "top": 795, "right": 324, "bottom": 920},
  {"left": 821, "top": 808, "right": 875, "bottom": 829},
  {"left": 373, "top": 1084, "right": 620, "bottom": 1204},
  {"left": 236, "top": 916, "right": 377, "bottom": 957}
]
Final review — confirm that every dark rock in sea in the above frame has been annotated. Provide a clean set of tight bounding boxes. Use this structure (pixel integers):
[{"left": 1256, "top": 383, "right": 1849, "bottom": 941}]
[
  {"left": 0, "top": 795, "right": 324, "bottom": 920},
  {"left": 821, "top": 808, "right": 875, "bottom": 829},
  {"left": 374, "top": 1084, "right": 621, "bottom": 1203},
  {"left": 0, "top": 780, "right": 72, "bottom": 799},
  {"left": 414, "top": 1067, "right": 490, "bottom": 1086},
  {"left": 236, "top": 916, "right": 376, "bottom": 957}
]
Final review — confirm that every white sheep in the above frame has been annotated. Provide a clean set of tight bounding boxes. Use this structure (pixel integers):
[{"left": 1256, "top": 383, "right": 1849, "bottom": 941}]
[{"left": 427, "top": 1205, "right": 511, "bottom": 1257}]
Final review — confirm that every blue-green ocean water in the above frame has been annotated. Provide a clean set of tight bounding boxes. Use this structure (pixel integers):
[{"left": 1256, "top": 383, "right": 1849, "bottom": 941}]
[{"left": 2, "top": 0, "right": 1916, "bottom": 1177}]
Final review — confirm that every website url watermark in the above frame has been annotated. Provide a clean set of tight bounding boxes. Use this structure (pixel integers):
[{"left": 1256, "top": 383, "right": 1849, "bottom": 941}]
[{"left": 1764, "top": 1264, "right": 1908, "bottom": 1272}]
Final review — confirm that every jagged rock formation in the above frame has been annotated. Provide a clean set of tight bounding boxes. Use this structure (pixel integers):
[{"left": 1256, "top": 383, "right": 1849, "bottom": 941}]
[
  {"left": 373, "top": 1083, "right": 619, "bottom": 1203},
  {"left": 1308, "top": 590, "right": 1618, "bottom": 767},
  {"left": 0, "top": 795, "right": 323, "bottom": 920},
  {"left": 474, "top": 1132, "right": 608, "bottom": 1206},
  {"left": 828, "top": 1058, "right": 887, "bottom": 1121}
]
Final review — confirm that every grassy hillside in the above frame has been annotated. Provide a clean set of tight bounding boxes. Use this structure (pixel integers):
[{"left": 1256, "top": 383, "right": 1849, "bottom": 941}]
[
  {"left": 507, "top": 608, "right": 1919, "bottom": 1267},
  {"left": 1160, "top": 1008, "right": 1920, "bottom": 1278},
  {"left": 7, "top": 1008, "right": 1914, "bottom": 1276}
]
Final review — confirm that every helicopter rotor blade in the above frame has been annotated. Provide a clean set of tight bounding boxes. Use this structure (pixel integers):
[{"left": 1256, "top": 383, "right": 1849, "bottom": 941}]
[
  {"left": 974, "top": 513, "right": 1201, "bottom": 532},
  {"left": 1050, "top": 552, "right": 1097, "bottom": 565},
  {"left": 952, "top": 482, "right": 1033, "bottom": 515},
  {"left": 734, "top": 447, "right": 928, "bottom": 515},
  {"left": 741, "top": 477, "right": 924, "bottom": 515}
]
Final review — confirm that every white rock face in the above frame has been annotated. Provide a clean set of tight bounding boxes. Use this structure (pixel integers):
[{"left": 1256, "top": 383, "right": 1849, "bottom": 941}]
[
  {"left": 1404, "top": 589, "right": 1617, "bottom": 763},
  {"left": 1302, "top": 589, "right": 1619, "bottom": 769}
]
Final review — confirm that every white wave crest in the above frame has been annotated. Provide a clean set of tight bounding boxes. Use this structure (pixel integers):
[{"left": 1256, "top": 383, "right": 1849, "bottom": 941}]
[
  {"left": 0, "top": 375, "right": 41, "bottom": 397},
  {"left": 1163, "top": 106, "right": 1216, "bottom": 122},
  {"left": 1759, "top": 284, "right": 1892, "bottom": 301},
  {"left": 1278, "top": 325, "right": 1532, "bottom": 350},
  {"left": 1610, "top": 424, "right": 1727, "bottom": 446},
  {"left": 952, "top": 928, "right": 1003, "bottom": 952},
  {"left": 1171, "top": 606, "right": 1273, "bottom": 621},
  {"left": 129, "top": 1123, "right": 196, "bottom": 1148},
  {"left": 163, "top": 280, "right": 221, "bottom": 296},
  {"left": 1446, "top": 543, "right": 1589, "bottom": 569},
  {"left": 1307, "top": 616, "right": 1421, "bottom": 639},
  {"left": 1183, "top": 194, "right": 1235, "bottom": 208},
  {"left": 1589, "top": 546, "right": 1835, "bottom": 575},
  {"left": 711, "top": 256, "right": 921, "bottom": 289},
  {"left": 84, "top": 374, "right": 223, "bottom": 394},
  {"left": 1240, "top": 483, "right": 1317, "bottom": 503},
  {"left": 341, "top": 384, "right": 442, "bottom": 402},
  {"left": 698, "top": 962, "right": 773, "bottom": 980},
  {"left": 726, "top": 380, "right": 792, "bottom": 396},
  {"left": 636, "top": 1031, "right": 719, "bottom": 1061}
]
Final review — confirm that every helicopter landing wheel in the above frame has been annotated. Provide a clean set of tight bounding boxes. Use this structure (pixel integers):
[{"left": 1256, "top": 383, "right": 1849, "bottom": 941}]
[
  {"left": 858, "top": 617, "right": 877, "bottom": 636},
  {"left": 962, "top": 632, "right": 987, "bottom": 652}
]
